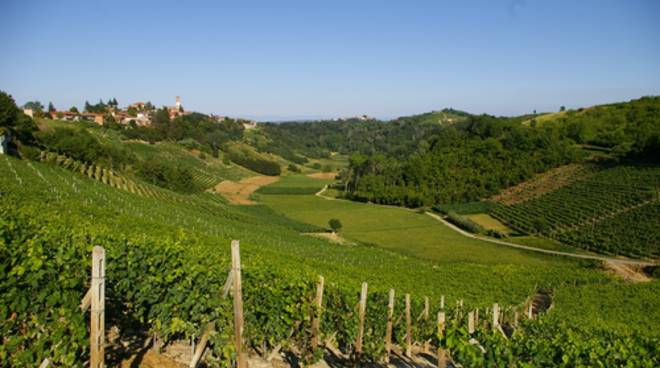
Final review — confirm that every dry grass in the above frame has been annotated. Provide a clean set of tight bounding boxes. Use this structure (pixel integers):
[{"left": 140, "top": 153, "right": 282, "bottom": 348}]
[
  {"left": 466, "top": 213, "right": 513, "bottom": 234},
  {"left": 307, "top": 172, "right": 337, "bottom": 180},
  {"left": 303, "top": 232, "right": 355, "bottom": 245},
  {"left": 214, "top": 176, "right": 280, "bottom": 204},
  {"left": 603, "top": 261, "right": 652, "bottom": 283}
]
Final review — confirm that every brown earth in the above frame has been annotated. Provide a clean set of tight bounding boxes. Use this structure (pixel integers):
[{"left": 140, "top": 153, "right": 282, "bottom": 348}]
[
  {"left": 307, "top": 172, "right": 337, "bottom": 180},
  {"left": 214, "top": 176, "right": 280, "bottom": 204},
  {"left": 604, "top": 261, "right": 652, "bottom": 283},
  {"left": 304, "top": 232, "right": 355, "bottom": 245},
  {"left": 492, "top": 164, "right": 594, "bottom": 205}
]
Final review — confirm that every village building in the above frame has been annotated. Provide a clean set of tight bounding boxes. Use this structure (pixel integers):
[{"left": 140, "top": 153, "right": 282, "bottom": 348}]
[
  {"left": 50, "top": 111, "right": 104, "bottom": 125},
  {"left": 0, "top": 132, "right": 10, "bottom": 155},
  {"left": 23, "top": 108, "right": 34, "bottom": 118},
  {"left": 242, "top": 120, "right": 257, "bottom": 130},
  {"left": 128, "top": 102, "right": 146, "bottom": 110},
  {"left": 50, "top": 111, "right": 80, "bottom": 121},
  {"left": 167, "top": 96, "right": 185, "bottom": 120}
]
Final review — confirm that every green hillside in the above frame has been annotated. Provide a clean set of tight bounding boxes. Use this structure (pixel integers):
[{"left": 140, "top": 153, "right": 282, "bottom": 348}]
[
  {"left": 490, "top": 163, "right": 660, "bottom": 258},
  {"left": 1, "top": 91, "right": 659, "bottom": 367},
  {"left": 3, "top": 152, "right": 659, "bottom": 366}
]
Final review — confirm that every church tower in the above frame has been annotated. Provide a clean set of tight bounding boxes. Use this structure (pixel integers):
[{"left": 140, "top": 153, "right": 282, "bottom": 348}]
[{"left": 175, "top": 96, "right": 182, "bottom": 110}]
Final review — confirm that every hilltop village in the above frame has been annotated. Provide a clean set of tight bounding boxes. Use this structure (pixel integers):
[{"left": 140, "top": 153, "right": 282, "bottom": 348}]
[{"left": 21, "top": 96, "right": 258, "bottom": 129}]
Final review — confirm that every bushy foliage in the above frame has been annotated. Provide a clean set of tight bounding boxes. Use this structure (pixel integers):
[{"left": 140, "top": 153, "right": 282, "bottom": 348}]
[
  {"left": 136, "top": 158, "right": 199, "bottom": 193},
  {"left": 546, "top": 96, "right": 660, "bottom": 162},
  {"left": 344, "top": 116, "right": 579, "bottom": 207},
  {"left": 37, "top": 127, "right": 135, "bottom": 168},
  {"left": 123, "top": 111, "right": 244, "bottom": 155},
  {"left": 445, "top": 212, "right": 485, "bottom": 234},
  {"left": 0, "top": 91, "right": 38, "bottom": 147},
  {"left": 260, "top": 109, "right": 469, "bottom": 159},
  {"left": 224, "top": 144, "right": 281, "bottom": 176}
]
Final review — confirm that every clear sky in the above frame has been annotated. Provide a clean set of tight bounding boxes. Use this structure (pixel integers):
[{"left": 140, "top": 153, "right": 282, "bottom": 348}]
[{"left": 1, "top": 0, "right": 659, "bottom": 121}]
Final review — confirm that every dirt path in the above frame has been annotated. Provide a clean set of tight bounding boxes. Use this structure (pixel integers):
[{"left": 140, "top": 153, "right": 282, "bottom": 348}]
[
  {"left": 303, "top": 232, "right": 355, "bottom": 245},
  {"left": 315, "top": 185, "right": 333, "bottom": 199},
  {"left": 214, "top": 176, "right": 280, "bottom": 204},
  {"left": 307, "top": 172, "right": 337, "bottom": 180},
  {"left": 424, "top": 212, "right": 657, "bottom": 266}
]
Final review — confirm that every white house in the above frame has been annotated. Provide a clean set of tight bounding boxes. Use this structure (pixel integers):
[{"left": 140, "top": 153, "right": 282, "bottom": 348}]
[{"left": 0, "top": 133, "right": 9, "bottom": 155}]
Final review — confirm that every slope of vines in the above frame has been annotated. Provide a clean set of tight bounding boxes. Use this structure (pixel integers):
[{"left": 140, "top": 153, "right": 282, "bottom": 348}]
[
  {"left": 1, "top": 156, "right": 658, "bottom": 367},
  {"left": 490, "top": 164, "right": 660, "bottom": 257}
]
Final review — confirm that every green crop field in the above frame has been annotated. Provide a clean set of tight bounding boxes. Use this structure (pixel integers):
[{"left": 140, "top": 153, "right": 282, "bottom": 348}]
[
  {"left": 258, "top": 175, "right": 566, "bottom": 265},
  {"left": 2, "top": 153, "right": 659, "bottom": 366},
  {"left": 490, "top": 163, "right": 660, "bottom": 258}
]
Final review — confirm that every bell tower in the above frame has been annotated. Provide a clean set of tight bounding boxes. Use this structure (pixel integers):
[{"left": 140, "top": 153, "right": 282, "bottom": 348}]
[{"left": 175, "top": 96, "right": 181, "bottom": 110}]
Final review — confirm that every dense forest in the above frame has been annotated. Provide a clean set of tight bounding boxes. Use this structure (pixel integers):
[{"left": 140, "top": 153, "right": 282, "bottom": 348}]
[
  {"left": 259, "top": 97, "right": 660, "bottom": 207},
  {"left": 536, "top": 96, "right": 660, "bottom": 161},
  {"left": 260, "top": 108, "right": 471, "bottom": 159},
  {"left": 342, "top": 115, "right": 580, "bottom": 206}
]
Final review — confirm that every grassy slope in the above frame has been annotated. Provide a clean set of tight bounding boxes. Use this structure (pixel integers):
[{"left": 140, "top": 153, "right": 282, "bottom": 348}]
[
  {"left": 258, "top": 176, "right": 578, "bottom": 266},
  {"left": 41, "top": 119, "right": 258, "bottom": 184},
  {"left": 257, "top": 174, "right": 660, "bottom": 334},
  {"left": 2, "top": 155, "right": 606, "bottom": 305}
]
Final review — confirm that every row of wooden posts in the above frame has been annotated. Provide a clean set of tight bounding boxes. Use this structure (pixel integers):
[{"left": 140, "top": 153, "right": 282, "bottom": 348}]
[
  {"left": 77, "top": 242, "right": 534, "bottom": 368},
  {"left": 78, "top": 242, "right": 248, "bottom": 368}
]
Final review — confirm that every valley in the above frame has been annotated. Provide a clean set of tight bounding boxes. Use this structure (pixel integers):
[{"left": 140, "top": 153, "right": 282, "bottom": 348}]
[{"left": 1, "top": 92, "right": 658, "bottom": 367}]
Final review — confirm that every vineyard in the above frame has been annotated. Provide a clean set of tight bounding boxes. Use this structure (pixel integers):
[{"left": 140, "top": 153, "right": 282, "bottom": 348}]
[
  {"left": 490, "top": 164, "right": 660, "bottom": 258},
  {"left": 1, "top": 155, "right": 659, "bottom": 367}
]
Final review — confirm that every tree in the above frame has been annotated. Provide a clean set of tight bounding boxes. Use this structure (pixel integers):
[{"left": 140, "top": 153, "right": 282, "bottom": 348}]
[
  {"left": 48, "top": 102, "right": 56, "bottom": 113},
  {"left": 0, "top": 91, "right": 37, "bottom": 145},
  {"left": 23, "top": 101, "right": 44, "bottom": 113},
  {"left": 69, "top": 106, "right": 79, "bottom": 113},
  {"left": 127, "top": 107, "right": 138, "bottom": 117},
  {"left": 0, "top": 91, "right": 19, "bottom": 130},
  {"left": 329, "top": 218, "right": 343, "bottom": 233},
  {"left": 560, "top": 105, "right": 566, "bottom": 112}
]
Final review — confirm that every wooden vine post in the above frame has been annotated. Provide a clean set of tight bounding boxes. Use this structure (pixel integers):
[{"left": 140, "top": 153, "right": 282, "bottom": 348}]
[
  {"left": 423, "top": 296, "right": 430, "bottom": 352},
  {"left": 384, "top": 289, "right": 395, "bottom": 362},
  {"left": 355, "top": 282, "right": 368, "bottom": 355},
  {"left": 90, "top": 246, "right": 105, "bottom": 368},
  {"left": 405, "top": 293, "right": 412, "bottom": 358},
  {"left": 311, "top": 275, "right": 324, "bottom": 348},
  {"left": 437, "top": 311, "right": 446, "bottom": 368},
  {"left": 492, "top": 303, "right": 500, "bottom": 328},
  {"left": 468, "top": 311, "right": 475, "bottom": 335},
  {"left": 231, "top": 240, "right": 247, "bottom": 368}
]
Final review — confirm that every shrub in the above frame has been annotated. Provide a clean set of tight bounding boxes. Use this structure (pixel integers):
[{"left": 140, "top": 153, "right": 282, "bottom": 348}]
[
  {"left": 446, "top": 211, "right": 485, "bottom": 234},
  {"left": 137, "top": 159, "right": 199, "bottom": 193},
  {"left": 226, "top": 149, "right": 281, "bottom": 176}
]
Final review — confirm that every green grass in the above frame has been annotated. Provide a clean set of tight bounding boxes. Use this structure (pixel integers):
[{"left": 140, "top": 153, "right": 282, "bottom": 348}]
[
  {"left": 466, "top": 213, "right": 513, "bottom": 234},
  {"left": 260, "top": 193, "right": 570, "bottom": 266},
  {"left": 256, "top": 174, "right": 334, "bottom": 195},
  {"left": 505, "top": 235, "right": 590, "bottom": 254}
]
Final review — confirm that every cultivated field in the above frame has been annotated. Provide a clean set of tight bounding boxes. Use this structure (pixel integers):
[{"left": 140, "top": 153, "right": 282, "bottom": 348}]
[
  {"left": 259, "top": 175, "right": 588, "bottom": 267},
  {"left": 215, "top": 175, "right": 280, "bottom": 204}
]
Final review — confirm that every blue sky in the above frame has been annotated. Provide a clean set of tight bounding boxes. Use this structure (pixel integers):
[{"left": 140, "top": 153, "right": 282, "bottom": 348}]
[{"left": 1, "top": 0, "right": 659, "bottom": 121}]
